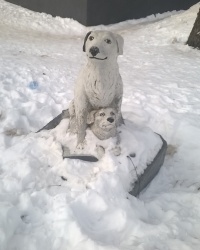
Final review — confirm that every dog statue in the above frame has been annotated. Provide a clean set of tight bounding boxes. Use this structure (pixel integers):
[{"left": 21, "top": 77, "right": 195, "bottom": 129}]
[{"left": 69, "top": 30, "right": 124, "bottom": 149}]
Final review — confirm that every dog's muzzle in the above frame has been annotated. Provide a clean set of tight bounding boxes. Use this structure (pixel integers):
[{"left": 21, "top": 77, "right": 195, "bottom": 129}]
[
  {"left": 89, "top": 46, "right": 99, "bottom": 57},
  {"left": 89, "top": 46, "right": 107, "bottom": 60},
  {"left": 107, "top": 117, "right": 114, "bottom": 123}
]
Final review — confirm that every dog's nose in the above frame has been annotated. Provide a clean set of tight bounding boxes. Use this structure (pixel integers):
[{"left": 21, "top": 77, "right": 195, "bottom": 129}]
[
  {"left": 89, "top": 46, "right": 99, "bottom": 57},
  {"left": 107, "top": 117, "right": 114, "bottom": 123}
]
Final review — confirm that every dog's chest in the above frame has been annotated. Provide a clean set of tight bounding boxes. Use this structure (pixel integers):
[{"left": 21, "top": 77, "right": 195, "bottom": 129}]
[{"left": 85, "top": 68, "right": 117, "bottom": 108}]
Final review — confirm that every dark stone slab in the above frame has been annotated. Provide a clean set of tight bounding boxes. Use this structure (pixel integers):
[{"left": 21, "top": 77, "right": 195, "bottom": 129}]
[
  {"left": 6, "top": 0, "right": 200, "bottom": 26},
  {"left": 37, "top": 110, "right": 167, "bottom": 196},
  {"left": 62, "top": 146, "right": 99, "bottom": 162},
  {"left": 37, "top": 109, "right": 69, "bottom": 133},
  {"left": 187, "top": 8, "right": 200, "bottom": 49},
  {"left": 61, "top": 135, "right": 167, "bottom": 196},
  {"left": 129, "top": 135, "right": 167, "bottom": 197}
]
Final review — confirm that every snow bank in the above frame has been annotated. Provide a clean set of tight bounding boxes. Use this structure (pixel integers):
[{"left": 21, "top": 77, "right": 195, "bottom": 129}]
[
  {"left": 0, "top": 0, "right": 87, "bottom": 36},
  {"left": 1, "top": 0, "right": 200, "bottom": 249}
]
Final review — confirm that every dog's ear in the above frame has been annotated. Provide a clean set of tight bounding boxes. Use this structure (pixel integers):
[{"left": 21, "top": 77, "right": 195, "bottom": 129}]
[
  {"left": 87, "top": 110, "right": 96, "bottom": 125},
  {"left": 83, "top": 31, "right": 92, "bottom": 52},
  {"left": 114, "top": 34, "right": 124, "bottom": 55}
]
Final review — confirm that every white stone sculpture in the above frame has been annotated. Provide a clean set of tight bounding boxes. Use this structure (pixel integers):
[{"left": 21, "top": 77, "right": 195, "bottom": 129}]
[{"left": 68, "top": 30, "right": 124, "bottom": 149}]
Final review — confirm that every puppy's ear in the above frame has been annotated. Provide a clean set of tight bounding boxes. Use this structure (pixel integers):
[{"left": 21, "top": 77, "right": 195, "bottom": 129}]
[
  {"left": 115, "top": 33, "right": 124, "bottom": 55},
  {"left": 87, "top": 110, "right": 96, "bottom": 125},
  {"left": 83, "top": 31, "right": 92, "bottom": 52}
]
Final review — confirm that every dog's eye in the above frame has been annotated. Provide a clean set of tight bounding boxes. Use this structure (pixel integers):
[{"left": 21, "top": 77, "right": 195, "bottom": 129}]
[
  {"left": 100, "top": 112, "right": 105, "bottom": 116},
  {"left": 89, "top": 36, "right": 94, "bottom": 41},
  {"left": 110, "top": 112, "right": 115, "bottom": 116},
  {"left": 105, "top": 39, "right": 111, "bottom": 44}
]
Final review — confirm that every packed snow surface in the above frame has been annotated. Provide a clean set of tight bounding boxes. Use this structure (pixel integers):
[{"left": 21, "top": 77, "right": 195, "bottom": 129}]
[
  {"left": 1, "top": 1, "right": 200, "bottom": 250},
  {"left": 42, "top": 117, "right": 162, "bottom": 171}
]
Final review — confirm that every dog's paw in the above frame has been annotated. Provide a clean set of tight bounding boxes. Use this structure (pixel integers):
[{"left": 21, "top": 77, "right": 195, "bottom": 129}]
[
  {"left": 67, "top": 128, "right": 76, "bottom": 135},
  {"left": 96, "top": 145, "right": 105, "bottom": 159},
  {"left": 76, "top": 141, "right": 86, "bottom": 150},
  {"left": 112, "top": 146, "right": 121, "bottom": 156}
]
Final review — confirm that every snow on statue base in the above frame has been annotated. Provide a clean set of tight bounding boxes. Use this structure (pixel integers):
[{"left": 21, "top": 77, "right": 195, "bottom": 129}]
[
  {"left": 129, "top": 135, "right": 167, "bottom": 197},
  {"left": 37, "top": 110, "right": 167, "bottom": 197}
]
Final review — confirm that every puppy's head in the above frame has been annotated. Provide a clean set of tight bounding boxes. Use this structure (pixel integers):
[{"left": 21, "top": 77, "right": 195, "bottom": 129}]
[
  {"left": 87, "top": 108, "right": 117, "bottom": 131},
  {"left": 83, "top": 31, "right": 124, "bottom": 62}
]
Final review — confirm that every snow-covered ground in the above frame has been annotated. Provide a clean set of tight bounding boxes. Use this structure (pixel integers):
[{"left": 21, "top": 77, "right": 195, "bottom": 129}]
[{"left": 1, "top": 0, "right": 200, "bottom": 249}]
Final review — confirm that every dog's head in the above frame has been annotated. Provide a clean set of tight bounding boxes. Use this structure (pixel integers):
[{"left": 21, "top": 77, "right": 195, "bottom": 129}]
[
  {"left": 83, "top": 31, "right": 124, "bottom": 62},
  {"left": 87, "top": 108, "right": 117, "bottom": 131}
]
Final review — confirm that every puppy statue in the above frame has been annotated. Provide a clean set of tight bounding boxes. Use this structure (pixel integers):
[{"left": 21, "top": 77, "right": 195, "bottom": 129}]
[
  {"left": 68, "top": 102, "right": 121, "bottom": 158},
  {"left": 87, "top": 108, "right": 121, "bottom": 158}
]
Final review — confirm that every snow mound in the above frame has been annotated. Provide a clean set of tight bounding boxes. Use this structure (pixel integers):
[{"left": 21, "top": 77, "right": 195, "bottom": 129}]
[
  {"left": 48, "top": 117, "right": 162, "bottom": 171},
  {"left": 1, "top": 0, "right": 199, "bottom": 39},
  {"left": 0, "top": 117, "right": 162, "bottom": 250},
  {"left": 1, "top": 0, "right": 200, "bottom": 249},
  {"left": 0, "top": 0, "right": 87, "bottom": 36}
]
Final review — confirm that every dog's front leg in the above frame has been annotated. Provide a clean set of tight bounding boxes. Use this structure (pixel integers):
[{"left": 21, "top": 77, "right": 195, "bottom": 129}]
[
  {"left": 117, "top": 96, "right": 124, "bottom": 125},
  {"left": 76, "top": 107, "right": 88, "bottom": 149},
  {"left": 114, "top": 76, "right": 124, "bottom": 125},
  {"left": 111, "top": 96, "right": 124, "bottom": 125}
]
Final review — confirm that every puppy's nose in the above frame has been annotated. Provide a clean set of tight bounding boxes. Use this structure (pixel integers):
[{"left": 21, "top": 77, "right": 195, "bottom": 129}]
[
  {"left": 107, "top": 117, "right": 114, "bottom": 123},
  {"left": 89, "top": 46, "right": 99, "bottom": 57}
]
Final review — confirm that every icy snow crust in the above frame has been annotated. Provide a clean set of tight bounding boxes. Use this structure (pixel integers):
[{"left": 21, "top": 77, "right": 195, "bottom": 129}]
[{"left": 1, "top": 1, "right": 200, "bottom": 249}]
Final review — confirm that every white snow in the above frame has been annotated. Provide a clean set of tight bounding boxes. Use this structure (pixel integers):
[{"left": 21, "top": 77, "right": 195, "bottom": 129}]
[{"left": 1, "top": 0, "right": 200, "bottom": 250}]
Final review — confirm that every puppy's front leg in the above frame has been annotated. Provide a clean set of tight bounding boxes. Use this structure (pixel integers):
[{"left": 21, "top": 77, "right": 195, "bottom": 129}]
[
  {"left": 112, "top": 133, "right": 121, "bottom": 156},
  {"left": 116, "top": 96, "right": 124, "bottom": 125}
]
